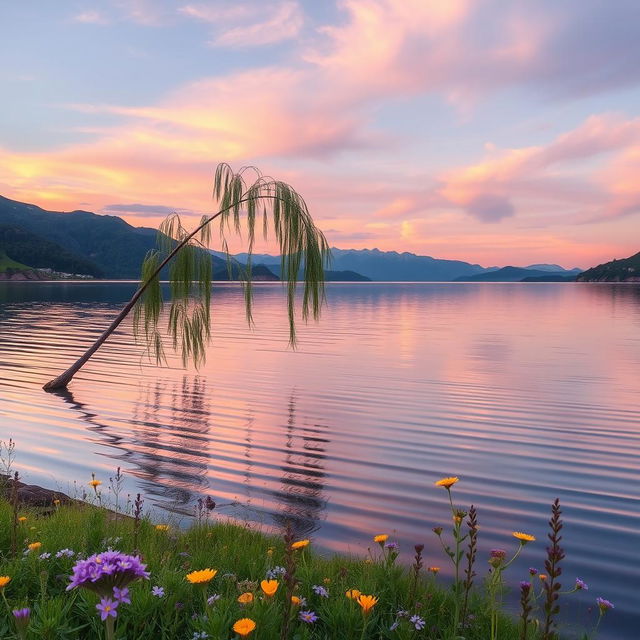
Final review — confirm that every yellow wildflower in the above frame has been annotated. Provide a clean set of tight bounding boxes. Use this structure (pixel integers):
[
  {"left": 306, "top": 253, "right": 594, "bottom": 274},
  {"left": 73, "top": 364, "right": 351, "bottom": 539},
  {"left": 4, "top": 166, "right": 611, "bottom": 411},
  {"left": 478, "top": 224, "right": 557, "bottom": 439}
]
[
  {"left": 513, "top": 532, "right": 536, "bottom": 544},
  {"left": 373, "top": 534, "right": 388, "bottom": 544},
  {"left": 155, "top": 524, "right": 169, "bottom": 532},
  {"left": 237, "top": 592, "right": 254, "bottom": 604},
  {"left": 186, "top": 568, "right": 217, "bottom": 584},
  {"left": 232, "top": 618, "right": 256, "bottom": 637},
  {"left": 435, "top": 476, "right": 459, "bottom": 489},
  {"left": 0, "top": 576, "right": 10, "bottom": 589},
  {"left": 53, "top": 499, "right": 60, "bottom": 506},
  {"left": 18, "top": 516, "right": 27, "bottom": 523},
  {"left": 89, "top": 480, "right": 102, "bottom": 489},
  {"left": 260, "top": 580, "right": 279, "bottom": 597},
  {"left": 346, "top": 589, "right": 361, "bottom": 600},
  {"left": 357, "top": 594, "right": 379, "bottom": 615},
  {"left": 291, "top": 539, "right": 310, "bottom": 550},
  {"left": 28, "top": 542, "right": 41, "bottom": 552}
]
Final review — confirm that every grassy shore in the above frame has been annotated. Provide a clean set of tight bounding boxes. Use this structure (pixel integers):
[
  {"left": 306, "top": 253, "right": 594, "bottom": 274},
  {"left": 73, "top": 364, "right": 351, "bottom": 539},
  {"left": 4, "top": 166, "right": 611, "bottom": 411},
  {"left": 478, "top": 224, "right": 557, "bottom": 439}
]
[{"left": 0, "top": 476, "right": 613, "bottom": 640}]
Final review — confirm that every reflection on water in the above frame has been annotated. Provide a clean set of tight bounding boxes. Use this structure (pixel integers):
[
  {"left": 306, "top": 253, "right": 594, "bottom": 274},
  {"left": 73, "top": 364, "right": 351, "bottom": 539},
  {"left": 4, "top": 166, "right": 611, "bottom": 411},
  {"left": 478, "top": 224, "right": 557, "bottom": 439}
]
[{"left": 0, "top": 282, "right": 639, "bottom": 638}]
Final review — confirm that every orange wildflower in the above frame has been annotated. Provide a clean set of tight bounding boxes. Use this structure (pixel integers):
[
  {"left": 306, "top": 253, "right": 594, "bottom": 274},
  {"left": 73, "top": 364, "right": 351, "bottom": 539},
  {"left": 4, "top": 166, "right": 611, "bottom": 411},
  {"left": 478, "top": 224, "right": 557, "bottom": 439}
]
[{"left": 232, "top": 618, "right": 256, "bottom": 636}]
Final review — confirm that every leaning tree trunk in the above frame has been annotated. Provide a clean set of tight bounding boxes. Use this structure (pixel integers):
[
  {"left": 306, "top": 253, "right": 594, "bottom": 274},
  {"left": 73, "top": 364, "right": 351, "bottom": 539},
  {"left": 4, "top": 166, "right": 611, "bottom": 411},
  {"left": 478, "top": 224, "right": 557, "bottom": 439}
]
[{"left": 43, "top": 208, "right": 229, "bottom": 391}]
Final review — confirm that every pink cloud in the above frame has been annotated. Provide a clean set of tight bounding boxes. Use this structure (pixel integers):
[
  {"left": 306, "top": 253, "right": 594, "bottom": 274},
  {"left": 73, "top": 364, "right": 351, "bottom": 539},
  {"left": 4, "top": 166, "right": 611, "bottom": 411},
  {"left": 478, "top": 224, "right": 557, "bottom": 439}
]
[{"left": 181, "top": 1, "right": 303, "bottom": 47}]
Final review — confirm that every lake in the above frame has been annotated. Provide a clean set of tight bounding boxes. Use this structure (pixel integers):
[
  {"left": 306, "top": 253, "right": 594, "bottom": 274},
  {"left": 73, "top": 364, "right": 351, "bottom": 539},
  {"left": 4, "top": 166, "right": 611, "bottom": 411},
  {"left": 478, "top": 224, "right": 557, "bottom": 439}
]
[{"left": 0, "top": 281, "right": 638, "bottom": 638}]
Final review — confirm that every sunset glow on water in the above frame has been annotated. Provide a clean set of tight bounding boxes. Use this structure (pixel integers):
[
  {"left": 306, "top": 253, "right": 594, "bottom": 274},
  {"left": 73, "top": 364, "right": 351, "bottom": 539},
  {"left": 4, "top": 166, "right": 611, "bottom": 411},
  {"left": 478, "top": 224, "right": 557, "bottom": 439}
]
[{"left": 0, "top": 281, "right": 638, "bottom": 637}]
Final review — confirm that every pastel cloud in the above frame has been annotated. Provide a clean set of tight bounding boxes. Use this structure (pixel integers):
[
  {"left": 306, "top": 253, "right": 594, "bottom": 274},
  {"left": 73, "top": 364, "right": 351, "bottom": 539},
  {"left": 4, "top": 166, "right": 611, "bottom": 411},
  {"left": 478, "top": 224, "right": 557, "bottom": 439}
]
[
  {"left": 436, "top": 114, "right": 640, "bottom": 224},
  {"left": 308, "top": 0, "right": 640, "bottom": 106},
  {"left": 180, "top": 1, "right": 304, "bottom": 47}
]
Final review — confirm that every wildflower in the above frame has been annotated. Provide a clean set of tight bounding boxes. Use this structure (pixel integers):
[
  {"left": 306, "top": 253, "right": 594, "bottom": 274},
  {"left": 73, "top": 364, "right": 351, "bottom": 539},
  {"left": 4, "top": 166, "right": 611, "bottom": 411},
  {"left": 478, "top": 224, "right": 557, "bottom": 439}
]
[
  {"left": 390, "top": 621, "right": 400, "bottom": 631},
  {"left": 299, "top": 610, "right": 318, "bottom": 624},
  {"left": 575, "top": 578, "right": 588, "bottom": 591},
  {"left": 113, "top": 586, "right": 131, "bottom": 604},
  {"left": 539, "top": 574, "right": 548, "bottom": 581},
  {"left": 323, "top": 577, "right": 331, "bottom": 584},
  {"left": 312, "top": 584, "right": 329, "bottom": 598},
  {"left": 12, "top": 607, "right": 30, "bottom": 636},
  {"left": 207, "top": 594, "right": 220, "bottom": 605},
  {"left": 373, "top": 534, "right": 388, "bottom": 544},
  {"left": 27, "top": 542, "right": 41, "bottom": 552},
  {"left": 528, "top": 567, "right": 538, "bottom": 576},
  {"left": 596, "top": 598, "right": 614, "bottom": 614},
  {"left": 39, "top": 552, "right": 51, "bottom": 560},
  {"left": 18, "top": 516, "right": 27, "bottom": 523},
  {"left": 291, "top": 595, "right": 302, "bottom": 606},
  {"left": 96, "top": 597, "right": 119, "bottom": 621},
  {"left": 186, "top": 568, "right": 217, "bottom": 584},
  {"left": 385, "top": 541, "right": 399, "bottom": 550},
  {"left": 435, "top": 476, "right": 459, "bottom": 489},
  {"left": 53, "top": 499, "right": 60, "bottom": 506},
  {"left": 0, "top": 576, "right": 10, "bottom": 589},
  {"left": 428, "top": 566, "right": 440, "bottom": 575},
  {"left": 265, "top": 566, "right": 286, "bottom": 579},
  {"left": 56, "top": 549, "right": 75, "bottom": 558},
  {"left": 520, "top": 581, "right": 532, "bottom": 593},
  {"left": 410, "top": 615, "right": 426, "bottom": 630},
  {"left": 512, "top": 532, "right": 536, "bottom": 544},
  {"left": 232, "top": 618, "right": 256, "bottom": 636},
  {"left": 396, "top": 610, "right": 409, "bottom": 618},
  {"left": 89, "top": 475, "right": 102, "bottom": 489},
  {"left": 237, "top": 592, "right": 254, "bottom": 604},
  {"left": 152, "top": 586, "right": 165, "bottom": 597},
  {"left": 432, "top": 527, "right": 443, "bottom": 535},
  {"left": 266, "top": 547, "right": 274, "bottom": 556},
  {"left": 357, "top": 594, "right": 379, "bottom": 615},
  {"left": 67, "top": 551, "right": 149, "bottom": 594},
  {"left": 291, "top": 539, "right": 310, "bottom": 550},
  {"left": 155, "top": 524, "right": 169, "bottom": 532},
  {"left": 346, "top": 588, "right": 361, "bottom": 600},
  {"left": 260, "top": 579, "right": 279, "bottom": 597},
  {"left": 192, "top": 633, "right": 209, "bottom": 640}
]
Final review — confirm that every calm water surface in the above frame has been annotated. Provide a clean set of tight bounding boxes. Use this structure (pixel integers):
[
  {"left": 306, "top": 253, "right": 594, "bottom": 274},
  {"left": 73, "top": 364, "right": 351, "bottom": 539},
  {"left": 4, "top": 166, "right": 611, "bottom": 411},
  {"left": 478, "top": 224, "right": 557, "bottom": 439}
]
[{"left": 0, "top": 282, "right": 638, "bottom": 637}]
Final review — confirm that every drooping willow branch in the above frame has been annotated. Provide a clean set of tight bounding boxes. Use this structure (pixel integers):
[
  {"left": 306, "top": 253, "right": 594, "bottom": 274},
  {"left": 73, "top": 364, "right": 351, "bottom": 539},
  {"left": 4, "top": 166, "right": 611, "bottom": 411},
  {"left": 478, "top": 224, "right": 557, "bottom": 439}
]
[{"left": 43, "top": 163, "right": 329, "bottom": 391}]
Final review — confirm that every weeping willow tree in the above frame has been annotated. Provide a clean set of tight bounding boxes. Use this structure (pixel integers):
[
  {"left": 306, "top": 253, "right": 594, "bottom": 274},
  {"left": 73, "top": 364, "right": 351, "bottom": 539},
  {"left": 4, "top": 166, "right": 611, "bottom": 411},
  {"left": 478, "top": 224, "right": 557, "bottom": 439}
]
[{"left": 43, "top": 164, "right": 329, "bottom": 391}]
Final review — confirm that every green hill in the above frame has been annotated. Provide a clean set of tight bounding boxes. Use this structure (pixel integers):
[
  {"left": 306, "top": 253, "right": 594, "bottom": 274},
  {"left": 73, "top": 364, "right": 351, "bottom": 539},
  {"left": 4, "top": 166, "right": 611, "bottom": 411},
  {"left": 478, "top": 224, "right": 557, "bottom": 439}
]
[
  {"left": 0, "top": 196, "right": 278, "bottom": 281},
  {"left": 0, "top": 225, "right": 103, "bottom": 276},
  {"left": 0, "top": 251, "right": 31, "bottom": 272},
  {"left": 577, "top": 251, "right": 640, "bottom": 282}
]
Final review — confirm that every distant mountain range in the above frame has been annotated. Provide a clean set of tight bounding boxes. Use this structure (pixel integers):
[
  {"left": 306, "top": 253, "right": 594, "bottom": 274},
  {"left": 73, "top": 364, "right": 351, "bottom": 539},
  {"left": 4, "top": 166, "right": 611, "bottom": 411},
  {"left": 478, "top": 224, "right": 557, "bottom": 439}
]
[
  {"left": 453, "top": 265, "right": 582, "bottom": 282},
  {"left": 577, "top": 251, "right": 640, "bottom": 282},
  {"left": 0, "top": 194, "right": 607, "bottom": 283}
]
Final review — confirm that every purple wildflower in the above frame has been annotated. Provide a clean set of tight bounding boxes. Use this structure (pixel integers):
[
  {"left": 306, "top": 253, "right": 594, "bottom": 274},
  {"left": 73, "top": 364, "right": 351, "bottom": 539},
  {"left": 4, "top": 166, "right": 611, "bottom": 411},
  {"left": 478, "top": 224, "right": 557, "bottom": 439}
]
[
  {"left": 192, "top": 633, "right": 209, "bottom": 640},
  {"left": 67, "top": 551, "right": 149, "bottom": 596},
  {"left": 490, "top": 549, "right": 507, "bottom": 559},
  {"left": 39, "top": 552, "right": 51, "bottom": 560},
  {"left": 389, "top": 621, "right": 400, "bottom": 631},
  {"left": 12, "top": 608, "right": 30, "bottom": 620},
  {"left": 96, "top": 597, "right": 119, "bottom": 621},
  {"left": 175, "top": 602, "right": 184, "bottom": 610},
  {"left": 520, "top": 581, "right": 532, "bottom": 594},
  {"left": 299, "top": 610, "right": 318, "bottom": 624},
  {"left": 596, "top": 598, "right": 614, "bottom": 614},
  {"left": 575, "top": 578, "right": 588, "bottom": 591},
  {"left": 528, "top": 567, "right": 538, "bottom": 576},
  {"left": 312, "top": 584, "right": 329, "bottom": 598},
  {"left": 410, "top": 615, "right": 426, "bottom": 631},
  {"left": 151, "top": 586, "right": 165, "bottom": 597},
  {"left": 207, "top": 594, "right": 220, "bottom": 605},
  {"left": 396, "top": 609, "right": 409, "bottom": 618},
  {"left": 266, "top": 566, "right": 287, "bottom": 579},
  {"left": 56, "top": 549, "right": 75, "bottom": 559},
  {"left": 113, "top": 586, "right": 131, "bottom": 604},
  {"left": 385, "top": 541, "right": 399, "bottom": 550}
]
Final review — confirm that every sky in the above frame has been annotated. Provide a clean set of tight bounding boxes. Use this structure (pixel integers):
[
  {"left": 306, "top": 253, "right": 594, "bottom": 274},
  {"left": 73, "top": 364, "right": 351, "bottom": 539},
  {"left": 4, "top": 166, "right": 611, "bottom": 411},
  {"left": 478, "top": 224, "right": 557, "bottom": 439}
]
[{"left": 1, "top": 0, "right": 640, "bottom": 268}]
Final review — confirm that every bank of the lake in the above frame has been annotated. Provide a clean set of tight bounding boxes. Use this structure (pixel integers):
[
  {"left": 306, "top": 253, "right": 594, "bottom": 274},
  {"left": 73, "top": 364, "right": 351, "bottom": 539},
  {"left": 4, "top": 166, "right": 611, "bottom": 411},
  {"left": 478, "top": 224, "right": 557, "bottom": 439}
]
[{"left": 0, "top": 485, "right": 614, "bottom": 640}]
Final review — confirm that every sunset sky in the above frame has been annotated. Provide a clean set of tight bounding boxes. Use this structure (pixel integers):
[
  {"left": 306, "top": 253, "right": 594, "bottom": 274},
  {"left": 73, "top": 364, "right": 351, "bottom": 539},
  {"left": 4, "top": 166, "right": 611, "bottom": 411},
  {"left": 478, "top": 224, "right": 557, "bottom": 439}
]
[{"left": 1, "top": 0, "right": 639, "bottom": 268}]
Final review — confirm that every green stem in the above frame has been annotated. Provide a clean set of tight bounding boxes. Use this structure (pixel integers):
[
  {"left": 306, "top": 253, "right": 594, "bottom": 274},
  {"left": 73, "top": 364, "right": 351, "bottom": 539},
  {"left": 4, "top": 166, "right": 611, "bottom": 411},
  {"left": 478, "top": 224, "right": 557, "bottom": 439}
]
[
  {"left": 105, "top": 616, "right": 115, "bottom": 640},
  {"left": 359, "top": 615, "right": 369, "bottom": 640}
]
